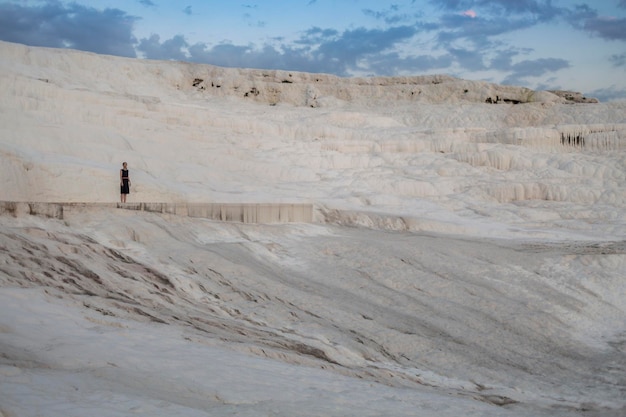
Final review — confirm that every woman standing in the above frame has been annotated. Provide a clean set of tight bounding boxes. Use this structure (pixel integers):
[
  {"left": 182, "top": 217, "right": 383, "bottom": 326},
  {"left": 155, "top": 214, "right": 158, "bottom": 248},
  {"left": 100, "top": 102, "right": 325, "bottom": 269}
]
[{"left": 120, "top": 162, "right": 131, "bottom": 203}]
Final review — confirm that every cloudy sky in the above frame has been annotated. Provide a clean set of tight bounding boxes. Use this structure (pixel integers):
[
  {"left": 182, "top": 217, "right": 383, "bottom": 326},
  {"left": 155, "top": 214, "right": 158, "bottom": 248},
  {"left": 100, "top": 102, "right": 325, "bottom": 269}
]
[{"left": 1, "top": 0, "right": 625, "bottom": 101}]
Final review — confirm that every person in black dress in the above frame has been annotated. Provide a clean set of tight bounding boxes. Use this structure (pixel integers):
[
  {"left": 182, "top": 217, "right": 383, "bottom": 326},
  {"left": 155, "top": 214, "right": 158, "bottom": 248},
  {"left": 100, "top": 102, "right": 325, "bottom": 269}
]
[{"left": 120, "top": 162, "right": 131, "bottom": 203}]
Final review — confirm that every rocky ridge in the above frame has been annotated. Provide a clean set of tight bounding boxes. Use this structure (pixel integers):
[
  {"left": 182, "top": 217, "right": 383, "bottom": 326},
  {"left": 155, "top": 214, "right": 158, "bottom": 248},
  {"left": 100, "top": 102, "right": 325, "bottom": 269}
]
[{"left": 548, "top": 90, "right": 599, "bottom": 104}]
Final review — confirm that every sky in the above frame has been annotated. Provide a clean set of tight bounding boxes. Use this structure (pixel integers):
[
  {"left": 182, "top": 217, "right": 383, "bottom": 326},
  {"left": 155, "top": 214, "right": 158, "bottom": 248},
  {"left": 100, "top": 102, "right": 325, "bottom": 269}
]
[{"left": 1, "top": 1, "right": 625, "bottom": 102}]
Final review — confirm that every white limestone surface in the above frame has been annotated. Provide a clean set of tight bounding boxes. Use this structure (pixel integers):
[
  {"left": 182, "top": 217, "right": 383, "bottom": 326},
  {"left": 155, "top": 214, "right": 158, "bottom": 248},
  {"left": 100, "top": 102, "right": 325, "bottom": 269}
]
[{"left": 1, "top": 41, "right": 625, "bottom": 416}]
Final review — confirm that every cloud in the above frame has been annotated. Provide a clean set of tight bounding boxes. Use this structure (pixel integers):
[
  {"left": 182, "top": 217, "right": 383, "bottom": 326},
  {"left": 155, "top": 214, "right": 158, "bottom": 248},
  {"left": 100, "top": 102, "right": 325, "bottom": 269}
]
[
  {"left": 565, "top": 4, "right": 626, "bottom": 41},
  {"left": 432, "top": 0, "right": 563, "bottom": 21},
  {"left": 436, "top": 12, "right": 537, "bottom": 49},
  {"left": 137, "top": 34, "right": 188, "bottom": 61},
  {"left": 610, "top": 52, "right": 626, "bottom": 68},
  {"left": 133, "top": 24, "right": 429, "bottom": 77},
  {"left": 366, "top": 52, "right": 454, "bottom": 76},
  {"left": 449, "top": 47, "right": 487, "bottom": 71},
  {"left": 510, "top": 57, "right": 570, "bottom": 77},
  {"left": 502, "top": 57, "right": 570, "bottom": 86},
  {"left": 588, "top": 85, "right": 626, "bottom": 102},
  {"left": 462, "top": 10, "right": 476, "bottom": 18},
  {"left": 298, "top": 27, "right": 340, "bottom": 44},
  {"left": 431, "top": 0, "right": 569, "bottom": 48},
  {"left": 313, "top": 26, "right": 417, "bottom": 68},
  {"left": 362, "top": 5, "right": 420, "bottom": 25},
  {"left": 488, "top": 48, "right": 522, "bottom": 71},
  {"left": 583, "top": 16, "right": 626, "bottom": 41},
  {"left": 0, "top": 1, "right": 138, "bottom": 57}
]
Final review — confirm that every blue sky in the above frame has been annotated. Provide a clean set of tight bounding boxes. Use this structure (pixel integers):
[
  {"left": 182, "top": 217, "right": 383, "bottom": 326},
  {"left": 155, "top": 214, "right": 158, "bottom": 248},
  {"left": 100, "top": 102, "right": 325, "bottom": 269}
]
[{"left": 1, "top": 1, "right": 625, "bottom": 101}]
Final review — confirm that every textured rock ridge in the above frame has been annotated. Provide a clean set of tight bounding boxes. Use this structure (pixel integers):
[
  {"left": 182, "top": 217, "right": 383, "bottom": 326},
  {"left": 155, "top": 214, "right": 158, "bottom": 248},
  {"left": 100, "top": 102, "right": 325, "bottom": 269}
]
[
  {"left": 185, "top": 66, "right": 563, "bottom": 107},
  {"left": 548, "top": 90, "right": 599, "bottom": 104}
]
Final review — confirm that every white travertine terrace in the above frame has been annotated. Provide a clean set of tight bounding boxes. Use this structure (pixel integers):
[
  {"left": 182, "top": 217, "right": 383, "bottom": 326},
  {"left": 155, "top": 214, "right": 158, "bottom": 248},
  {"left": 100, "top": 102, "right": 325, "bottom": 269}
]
[{"left": 1, "top": 41, "right": 625, "bottom": 417}]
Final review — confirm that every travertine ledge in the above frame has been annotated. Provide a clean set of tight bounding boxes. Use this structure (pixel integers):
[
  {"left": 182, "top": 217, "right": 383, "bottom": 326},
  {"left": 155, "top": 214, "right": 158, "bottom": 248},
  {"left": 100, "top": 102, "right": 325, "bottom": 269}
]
[{"left": 0, "top": 202, "right": 314, "bottom": 224}]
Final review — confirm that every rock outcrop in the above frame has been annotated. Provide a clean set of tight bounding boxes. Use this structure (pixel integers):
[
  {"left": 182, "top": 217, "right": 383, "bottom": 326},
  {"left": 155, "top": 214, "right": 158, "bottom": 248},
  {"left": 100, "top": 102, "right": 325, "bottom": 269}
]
[
  {"left": 548, "top": 90, "right": 599, "bottom": 104},
  {"left": 186, "top": 68, "right": 565, "bottom": 107}
]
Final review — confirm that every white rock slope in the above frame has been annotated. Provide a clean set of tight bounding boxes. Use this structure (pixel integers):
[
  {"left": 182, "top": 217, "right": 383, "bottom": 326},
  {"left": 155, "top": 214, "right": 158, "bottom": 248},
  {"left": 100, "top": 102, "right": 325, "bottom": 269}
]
[{"left": 1, "top": 41, "right": 625, "bottom": 417}]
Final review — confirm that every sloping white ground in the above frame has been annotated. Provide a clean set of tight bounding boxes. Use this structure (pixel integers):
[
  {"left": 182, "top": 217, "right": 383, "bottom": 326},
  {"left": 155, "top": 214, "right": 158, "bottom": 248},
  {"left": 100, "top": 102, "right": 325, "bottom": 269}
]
[
  {"left": 1, "top": 41, "right": 625, "bottom": 416},
  {"left": 2, "top": 209, "right": 625, "bottom": 417}
]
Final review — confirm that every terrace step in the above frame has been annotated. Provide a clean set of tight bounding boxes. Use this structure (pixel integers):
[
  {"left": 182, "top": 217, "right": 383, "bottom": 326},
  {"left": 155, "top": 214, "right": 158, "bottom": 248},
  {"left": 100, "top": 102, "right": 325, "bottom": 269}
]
[{"left": 0, "top": 201, "right": 314, "bottom": 224}]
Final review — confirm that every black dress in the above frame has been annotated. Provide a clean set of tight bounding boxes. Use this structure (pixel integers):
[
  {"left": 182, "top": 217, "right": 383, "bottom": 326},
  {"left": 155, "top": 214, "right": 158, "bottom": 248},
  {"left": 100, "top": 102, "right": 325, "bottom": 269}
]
[{"left": 120, "top": 169, "right": 130, "bottom": 194}]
